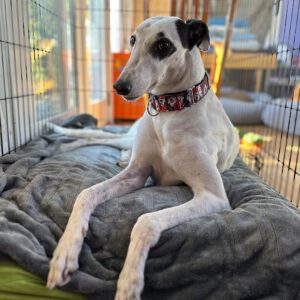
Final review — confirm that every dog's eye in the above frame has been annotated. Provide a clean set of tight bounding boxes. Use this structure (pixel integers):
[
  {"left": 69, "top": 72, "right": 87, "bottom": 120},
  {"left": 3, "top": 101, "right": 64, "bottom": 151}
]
[
  {"left": 158, "top": 39, "right": 170, "bottom": 50},
  {"left": 150, "top": 38, "right": 176, "bottom": 60},
  {"left": 130, "top": 35, "right": 136, "bottom": 47}
]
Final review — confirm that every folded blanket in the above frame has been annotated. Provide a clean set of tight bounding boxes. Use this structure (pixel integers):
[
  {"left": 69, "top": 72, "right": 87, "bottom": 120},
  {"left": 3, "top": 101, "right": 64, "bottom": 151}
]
[{"left": 1, "top": 133, "right": 300, "bottom": 300}]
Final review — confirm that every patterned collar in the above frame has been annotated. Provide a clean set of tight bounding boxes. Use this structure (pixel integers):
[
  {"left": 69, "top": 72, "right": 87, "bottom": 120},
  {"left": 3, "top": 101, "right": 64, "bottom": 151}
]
[{"left": 147, "top": 72, "right": 210, "bottom": 116}]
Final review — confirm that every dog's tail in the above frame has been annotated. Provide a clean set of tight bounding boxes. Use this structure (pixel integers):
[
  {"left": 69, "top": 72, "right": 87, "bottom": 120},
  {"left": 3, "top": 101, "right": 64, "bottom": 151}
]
[{"left": 48, "top": 123, "right": 125, "bottom": 139}]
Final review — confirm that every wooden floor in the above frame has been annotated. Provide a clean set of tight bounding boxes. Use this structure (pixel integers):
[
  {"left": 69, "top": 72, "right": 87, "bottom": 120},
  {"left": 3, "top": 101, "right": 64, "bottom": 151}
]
[{"left": 239, "top": 125, "right": 300, "bottom": 207}]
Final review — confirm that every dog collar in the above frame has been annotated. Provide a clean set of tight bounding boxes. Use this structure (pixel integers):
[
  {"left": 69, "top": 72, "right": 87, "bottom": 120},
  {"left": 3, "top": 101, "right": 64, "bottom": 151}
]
[{"left": 147, "top": 72, "right": 210, "bottom": 116}]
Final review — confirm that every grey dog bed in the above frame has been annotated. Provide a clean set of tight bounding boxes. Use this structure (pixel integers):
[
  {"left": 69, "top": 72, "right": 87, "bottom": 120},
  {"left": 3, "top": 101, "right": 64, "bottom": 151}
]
[
  {"left": 1, "top": 130, "right": 300, "bottom": 300},
  {"left": 262, "top": 99, "right": 300, "bottom": 136}
]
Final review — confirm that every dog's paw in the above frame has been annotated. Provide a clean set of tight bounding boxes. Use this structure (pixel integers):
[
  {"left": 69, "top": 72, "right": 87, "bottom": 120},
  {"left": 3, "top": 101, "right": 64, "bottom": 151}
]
[
  {"left": 47, "top": 235, "right": 81, "bottom": 289},
  {"left": 114, "top": 270, "right": 144, "bottom": 300}
]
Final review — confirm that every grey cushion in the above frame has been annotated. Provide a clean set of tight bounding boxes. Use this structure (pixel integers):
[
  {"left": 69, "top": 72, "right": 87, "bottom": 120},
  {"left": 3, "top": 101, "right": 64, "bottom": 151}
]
[
  {"left": 221, "top": 97, "right": 264, "bottom": 125},
  {"left": 262, "top": 98, "right": 300, "bottom": 136}
]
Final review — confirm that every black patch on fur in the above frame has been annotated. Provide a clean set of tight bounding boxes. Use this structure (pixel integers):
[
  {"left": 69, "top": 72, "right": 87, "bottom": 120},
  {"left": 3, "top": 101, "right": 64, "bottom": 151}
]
[
  {"left": 61, "top": 113, "right": 97, "bottom": 128},
  {"left": 175, "top": 19, "right": 189, "bottom": 48},
  {"left": 130, "top": 35, "right": 136, "bottom": 47},
  {"left": 157, "top": 32, "right": 165, "bottom": 38},
  {"left": 175, "top": 19, "right": 210, "bottom": 50},
  {"left": 149, "top": 37, "right": 176, "bottom": 60}
]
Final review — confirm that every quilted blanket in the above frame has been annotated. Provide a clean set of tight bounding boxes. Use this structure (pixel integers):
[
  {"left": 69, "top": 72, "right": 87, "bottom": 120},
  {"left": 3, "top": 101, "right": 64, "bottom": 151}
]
[{"left": 1, "top": 132, "right": 300, "bottom": 299}]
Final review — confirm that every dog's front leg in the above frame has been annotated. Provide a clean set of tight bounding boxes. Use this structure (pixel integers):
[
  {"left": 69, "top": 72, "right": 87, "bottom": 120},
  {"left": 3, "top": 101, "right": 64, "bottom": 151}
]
[
  {"left": 115, "top": 191, "right": 230, "bottom": 300},
  {"left": 47, "top": 163, "right": 150, "bottom": 289},
  {"left": 115, "top": 154, "right": 230, "bottom": 300}
]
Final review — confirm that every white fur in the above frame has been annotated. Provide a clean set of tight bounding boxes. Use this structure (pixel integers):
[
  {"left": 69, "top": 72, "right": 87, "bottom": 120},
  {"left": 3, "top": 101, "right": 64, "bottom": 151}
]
[{"left": 47, "top": 16, "right": 239, "bottom": 300}]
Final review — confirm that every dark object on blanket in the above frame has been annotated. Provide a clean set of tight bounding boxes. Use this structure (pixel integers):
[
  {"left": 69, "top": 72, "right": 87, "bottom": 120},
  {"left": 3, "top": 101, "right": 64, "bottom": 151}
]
[
  {"left": 61, "top": 113, "right": 98, "bottom": 128},
  {"left": 1, "top": 132, "right": 300, "bottom": 300}
]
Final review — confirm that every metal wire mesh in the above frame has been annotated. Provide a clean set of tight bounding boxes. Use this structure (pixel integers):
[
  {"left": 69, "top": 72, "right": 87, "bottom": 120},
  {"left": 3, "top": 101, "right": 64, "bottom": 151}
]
[
  {"left": 222, "top": 0, "right": 300, "bottom": 206},
  {"left": 0, "top": 0, "right": 78, "bottom": 156}
]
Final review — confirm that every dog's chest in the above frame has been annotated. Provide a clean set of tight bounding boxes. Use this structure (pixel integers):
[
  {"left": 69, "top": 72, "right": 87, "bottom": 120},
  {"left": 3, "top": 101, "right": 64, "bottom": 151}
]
[{"left": 151, "top": 158, "right": 182, "bottom": 186}]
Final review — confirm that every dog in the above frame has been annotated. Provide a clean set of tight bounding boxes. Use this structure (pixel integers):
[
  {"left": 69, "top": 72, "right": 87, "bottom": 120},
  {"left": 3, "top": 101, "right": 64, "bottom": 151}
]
[{"left": 47, "top": 16, "right": 239, "bottom": 300}]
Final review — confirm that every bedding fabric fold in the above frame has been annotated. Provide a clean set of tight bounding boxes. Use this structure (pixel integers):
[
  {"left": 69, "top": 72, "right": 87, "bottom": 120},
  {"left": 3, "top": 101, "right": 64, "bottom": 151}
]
[{"left": 1, "top": 132, "right": 300, "bottom": 299}]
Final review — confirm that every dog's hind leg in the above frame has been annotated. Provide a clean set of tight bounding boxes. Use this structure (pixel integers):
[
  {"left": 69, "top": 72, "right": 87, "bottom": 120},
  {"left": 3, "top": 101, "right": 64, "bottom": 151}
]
[
  {"left": 57, "top": 137, "right": 133, "bottom": 166},
  {"left": 49, "top": 118, "right": 141, "bottom": 140},
  {"left": 49, "top": 123, "right": 125, "bottom": 139},
  {"left": 57, "top": 136, "right": 134, "bottom": 153}
]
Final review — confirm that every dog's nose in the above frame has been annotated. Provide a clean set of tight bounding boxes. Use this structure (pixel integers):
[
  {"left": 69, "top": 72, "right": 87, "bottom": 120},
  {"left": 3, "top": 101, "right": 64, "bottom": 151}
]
[{"left": 113, "top": 81, "right": 132, "bottom": 96}]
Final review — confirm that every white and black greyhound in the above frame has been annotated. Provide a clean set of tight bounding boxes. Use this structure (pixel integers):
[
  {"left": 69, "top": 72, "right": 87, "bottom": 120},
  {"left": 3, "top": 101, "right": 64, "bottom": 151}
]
[{"left": 47, "top": 16, "right": 239, "bottom": 300}]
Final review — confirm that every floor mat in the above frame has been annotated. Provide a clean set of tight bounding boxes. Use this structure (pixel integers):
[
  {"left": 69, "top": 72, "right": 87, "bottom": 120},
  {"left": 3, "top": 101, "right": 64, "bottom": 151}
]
[{"left": 0, "top": 258, "right": 85, "bottom": 300}]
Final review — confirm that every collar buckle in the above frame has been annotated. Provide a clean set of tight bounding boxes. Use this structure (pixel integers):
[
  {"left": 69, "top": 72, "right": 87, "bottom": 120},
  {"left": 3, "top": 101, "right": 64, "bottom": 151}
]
[
  {"left": 187, "top": 87, "right": 195, "bottom": 104},
  {"left": 147, "top": 97, "right": 160, "bottom": 116}
]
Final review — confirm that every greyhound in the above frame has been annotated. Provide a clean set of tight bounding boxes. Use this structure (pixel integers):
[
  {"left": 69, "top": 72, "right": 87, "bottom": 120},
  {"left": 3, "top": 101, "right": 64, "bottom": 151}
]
[{"left": 47, "top": 16, "right": 239, "bottom": 300}]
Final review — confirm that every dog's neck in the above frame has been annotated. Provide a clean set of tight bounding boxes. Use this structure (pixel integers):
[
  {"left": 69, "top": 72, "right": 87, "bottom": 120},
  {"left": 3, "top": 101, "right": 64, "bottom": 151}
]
[{"left": 150, "top": 48, "right": 205, "bottom": 96}]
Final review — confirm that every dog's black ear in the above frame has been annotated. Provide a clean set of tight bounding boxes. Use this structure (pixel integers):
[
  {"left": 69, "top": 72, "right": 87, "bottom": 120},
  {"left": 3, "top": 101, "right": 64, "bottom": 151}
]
[{"left": 186, "top": 19, "right": 210, "bottom": 51}]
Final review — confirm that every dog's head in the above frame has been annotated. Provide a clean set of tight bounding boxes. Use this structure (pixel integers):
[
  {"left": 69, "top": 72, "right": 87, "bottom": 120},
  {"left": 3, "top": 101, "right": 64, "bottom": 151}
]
[{"left": 113, "top": 16, "right": 210, "bottom": 101}]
